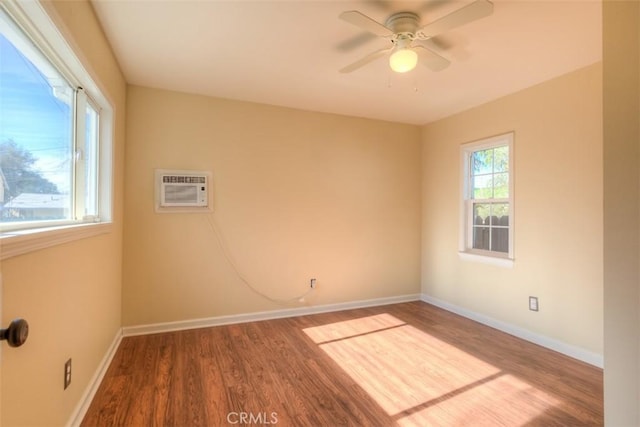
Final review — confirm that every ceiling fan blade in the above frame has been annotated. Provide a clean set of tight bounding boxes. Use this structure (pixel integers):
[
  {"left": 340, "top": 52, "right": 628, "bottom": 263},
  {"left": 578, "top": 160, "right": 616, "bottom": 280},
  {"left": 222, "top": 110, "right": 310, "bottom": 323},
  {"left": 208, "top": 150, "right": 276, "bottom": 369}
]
[
  {"left": 339, "top": 11, "right": 394, "bottom": 37},
  {"left": 336, "top": 32, "right": 378, "bottom": 52},
  {"left": 416, "top": 0, "right": 493, "bottom": 39},
  {"left": 414, "top": 45, "right": 450, "bottom": 72},
  {"left": 339, "top": 47, "right": 392, "bottom": 73},
  {"left": 421, "top": 35, "right": 454, "bottom": 52}
]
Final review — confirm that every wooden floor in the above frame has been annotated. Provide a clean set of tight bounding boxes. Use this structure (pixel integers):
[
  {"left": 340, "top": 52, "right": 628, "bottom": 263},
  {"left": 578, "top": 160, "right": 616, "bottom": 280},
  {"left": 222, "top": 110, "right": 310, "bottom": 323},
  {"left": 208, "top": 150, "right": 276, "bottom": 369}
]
[{"left": 82, "top": 302, "right": 603, "bottom": 426}]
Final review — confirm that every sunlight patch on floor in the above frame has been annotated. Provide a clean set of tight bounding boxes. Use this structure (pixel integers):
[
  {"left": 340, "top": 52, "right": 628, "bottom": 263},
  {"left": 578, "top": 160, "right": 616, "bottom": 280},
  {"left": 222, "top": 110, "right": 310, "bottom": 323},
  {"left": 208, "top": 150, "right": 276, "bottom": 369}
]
[
  {"left": 396, "top": 373, "right": 560, "bottom": 426},
  {"left": 303, "top": 314, "right": 560, "bottom": 424},
  {"left": 303, "top": 313, "right": 406, "bottom": 344}
]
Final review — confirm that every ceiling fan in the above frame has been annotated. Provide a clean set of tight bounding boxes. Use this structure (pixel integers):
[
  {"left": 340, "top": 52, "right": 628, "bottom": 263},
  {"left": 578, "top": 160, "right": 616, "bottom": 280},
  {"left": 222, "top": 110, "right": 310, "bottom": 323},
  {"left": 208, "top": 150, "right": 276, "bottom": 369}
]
[{"left": 339, "top": 0, "right": 494, "bottom": 74}]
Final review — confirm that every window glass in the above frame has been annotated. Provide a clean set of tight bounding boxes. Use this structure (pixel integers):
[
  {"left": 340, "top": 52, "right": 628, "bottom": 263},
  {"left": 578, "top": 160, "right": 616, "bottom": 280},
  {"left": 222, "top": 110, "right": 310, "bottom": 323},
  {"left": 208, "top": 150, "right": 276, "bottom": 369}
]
[
  {"left": 1, "top": 24, "right": 74, "bottom": 224},
  {"left": 471, "top": 146, "right": 510, "bottom": 200},
  {"left": 462, "top": 134, "right": 513, "bottom": 259},
  {"left": 493, "top": 146, "right": 509, "bottom": 172},
  {"left": 493, "top": 173, "right": 509, "bottom": 198}
]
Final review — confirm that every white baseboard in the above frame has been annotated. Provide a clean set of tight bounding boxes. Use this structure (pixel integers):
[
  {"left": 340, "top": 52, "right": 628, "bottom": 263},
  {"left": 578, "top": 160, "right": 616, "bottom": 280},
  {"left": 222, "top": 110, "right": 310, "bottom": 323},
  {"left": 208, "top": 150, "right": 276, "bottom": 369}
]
[
  {"left": 122, "top": 293, "right": 421, "bottom": 337},
  {"left": 66, "top": 328, "right": 123, "bottom": 427},
  {"left": 64, "top": 292, "right": 601, "bottom": 427},
  {"left": 421, "top": 294, "right": 604, "bottom": 368}
]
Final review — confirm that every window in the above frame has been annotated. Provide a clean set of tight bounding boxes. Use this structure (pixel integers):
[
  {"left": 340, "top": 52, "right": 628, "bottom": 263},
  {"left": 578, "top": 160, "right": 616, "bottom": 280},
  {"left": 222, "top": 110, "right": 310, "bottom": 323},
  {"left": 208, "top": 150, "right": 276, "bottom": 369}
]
[
  {"left": 0, "top": 1, "right": 112, "bottom": 259},
  {"left": 460, "top": 133, "right": 514, "bottom": 261},
  {"left": 0, "top": 3, "right": 111, "bottom": 238}
]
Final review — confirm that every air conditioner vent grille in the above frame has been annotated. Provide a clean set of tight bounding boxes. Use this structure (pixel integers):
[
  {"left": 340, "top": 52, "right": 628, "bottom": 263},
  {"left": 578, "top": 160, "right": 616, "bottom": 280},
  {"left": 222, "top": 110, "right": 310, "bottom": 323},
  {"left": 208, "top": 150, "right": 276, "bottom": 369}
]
[
  {"left": 162, "top": 175, "right": 206, "bottom": 184},
  {"left": 155, "top": 169, "right": 211, "bottom": 212}
]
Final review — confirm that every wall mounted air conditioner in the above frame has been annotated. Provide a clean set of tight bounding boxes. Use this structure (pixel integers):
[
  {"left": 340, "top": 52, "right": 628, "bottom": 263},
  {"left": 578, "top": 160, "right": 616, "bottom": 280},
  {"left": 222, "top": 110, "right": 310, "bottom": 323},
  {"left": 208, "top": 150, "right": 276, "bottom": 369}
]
[{"left": 155, "top": 169, "right": 211, "bottom": 212}]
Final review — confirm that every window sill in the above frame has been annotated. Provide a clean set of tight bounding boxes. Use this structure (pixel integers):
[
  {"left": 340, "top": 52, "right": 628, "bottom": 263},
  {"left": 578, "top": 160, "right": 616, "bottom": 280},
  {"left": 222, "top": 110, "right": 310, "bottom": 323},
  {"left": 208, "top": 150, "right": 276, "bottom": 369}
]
[
  {"left": 458, "top": 251, "right": 514, "bottom": 268},
  {"left": 0, "top": 222, "right": 112, "bottom": 261}
]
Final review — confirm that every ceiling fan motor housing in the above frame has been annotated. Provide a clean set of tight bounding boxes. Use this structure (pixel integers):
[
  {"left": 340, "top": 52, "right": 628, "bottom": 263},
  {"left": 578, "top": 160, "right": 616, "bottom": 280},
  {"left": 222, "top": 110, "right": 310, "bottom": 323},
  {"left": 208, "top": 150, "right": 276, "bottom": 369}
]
[{"left": 385, "top": 12, "right": 420, "bottom": 38}]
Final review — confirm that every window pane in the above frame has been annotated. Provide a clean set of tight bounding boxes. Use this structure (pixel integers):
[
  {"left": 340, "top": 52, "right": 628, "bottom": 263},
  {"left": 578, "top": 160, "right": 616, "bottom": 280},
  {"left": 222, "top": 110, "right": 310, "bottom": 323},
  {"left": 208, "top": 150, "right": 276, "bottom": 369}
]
[
  {"left": 473, "top": 226, "right": 490, "bottom": 250},
  {"left": 491, "top": 228, "right": 509, "bottom": 253},
  {"left": 490, "top": 203, "right": 509, "bottom": 253},
  {"left": 493, "top": 146, "right": 509, "bottom": 172},
  {"left": 0, "top": 30, "right": 74, "bottom": 224},
  {"left": 473, "top": 174, "right": 493, "bottom": 199},
  {"left": 493, "top": 172, "right": 509, "bottom": 198},
  {"left": 472, "top": 149, "right": 493, "bottom": 175},
  {"left": 473, "top": 203, "right": 490, "bottom": 225}
]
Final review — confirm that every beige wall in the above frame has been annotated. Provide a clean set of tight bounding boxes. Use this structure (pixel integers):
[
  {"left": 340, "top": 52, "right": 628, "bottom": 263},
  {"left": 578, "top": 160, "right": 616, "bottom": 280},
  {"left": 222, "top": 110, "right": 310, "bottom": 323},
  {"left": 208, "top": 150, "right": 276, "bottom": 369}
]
[
  {"left": 421, "top": 63, "right": 603, "bottom": 355},
  {"left": 0, "top": 1, "right": 126, "bottom": 425},
  {"left": 4, "top": 0, "right": 636, "bottom": 424},
  {"left": 122, "top": 86, "right": 422, "bottom": 326},
  {"left": 602, "top": 1, "right": 640, "bottom": 425}
]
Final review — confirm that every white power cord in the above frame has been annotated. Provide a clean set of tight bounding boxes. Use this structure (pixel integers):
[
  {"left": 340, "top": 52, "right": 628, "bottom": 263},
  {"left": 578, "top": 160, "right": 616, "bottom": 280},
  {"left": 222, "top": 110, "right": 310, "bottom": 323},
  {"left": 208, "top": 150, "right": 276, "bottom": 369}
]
[{"left": 205, "top": 214, "right": 314, "bottom": 305}]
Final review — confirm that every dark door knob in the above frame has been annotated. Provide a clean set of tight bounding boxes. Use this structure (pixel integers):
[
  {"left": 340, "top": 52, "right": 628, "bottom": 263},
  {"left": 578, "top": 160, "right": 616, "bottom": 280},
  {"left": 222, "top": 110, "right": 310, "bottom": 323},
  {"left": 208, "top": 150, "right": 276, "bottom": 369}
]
[{"left": 0, "top": 318, "right": 29, "bottom": 347}]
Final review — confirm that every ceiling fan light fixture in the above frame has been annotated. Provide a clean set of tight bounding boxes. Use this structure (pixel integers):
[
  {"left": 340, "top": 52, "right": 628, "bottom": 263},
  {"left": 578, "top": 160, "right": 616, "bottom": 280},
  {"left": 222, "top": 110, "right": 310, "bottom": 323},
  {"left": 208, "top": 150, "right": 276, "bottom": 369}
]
[{"left": 389, "top": 48, "right": 418, "bottom": 73}]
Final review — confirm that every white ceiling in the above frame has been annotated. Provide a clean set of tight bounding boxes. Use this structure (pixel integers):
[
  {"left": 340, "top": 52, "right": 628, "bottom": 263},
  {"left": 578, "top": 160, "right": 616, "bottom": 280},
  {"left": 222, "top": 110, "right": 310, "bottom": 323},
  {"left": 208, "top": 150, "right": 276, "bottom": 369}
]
[{"left": 91, "top": 0, "right": 602, "bottom": 125}]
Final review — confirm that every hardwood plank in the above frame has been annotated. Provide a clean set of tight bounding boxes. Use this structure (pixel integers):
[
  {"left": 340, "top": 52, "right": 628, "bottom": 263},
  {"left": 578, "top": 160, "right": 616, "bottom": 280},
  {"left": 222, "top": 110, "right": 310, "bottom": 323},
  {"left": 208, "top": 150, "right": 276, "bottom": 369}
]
[{"left": 81, "top": 302, "right": 603, "bottom": 426}]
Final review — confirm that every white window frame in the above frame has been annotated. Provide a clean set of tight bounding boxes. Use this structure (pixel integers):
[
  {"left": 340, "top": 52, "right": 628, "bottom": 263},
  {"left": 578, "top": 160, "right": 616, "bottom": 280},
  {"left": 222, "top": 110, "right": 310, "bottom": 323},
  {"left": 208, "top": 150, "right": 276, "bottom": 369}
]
[
  {"left": 0, "top": 0, "right": 113, "bottom": 260},
  {"left": 459, "top": 132, "right": 514, "bottom": 267}
]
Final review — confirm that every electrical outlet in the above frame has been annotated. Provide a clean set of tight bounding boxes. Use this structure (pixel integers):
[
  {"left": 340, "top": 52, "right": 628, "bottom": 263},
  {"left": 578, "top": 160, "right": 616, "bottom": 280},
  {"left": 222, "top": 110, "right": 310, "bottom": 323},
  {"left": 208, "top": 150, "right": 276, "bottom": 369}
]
[
  {"left": 64, "top": 358, "right": 72, "bottom": 390},
  {"left": 310, "top": 278, "right": 316, "bottom": 289},
  {"left": 529, "top": 296, "right": 539, "bottom": 312}
]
